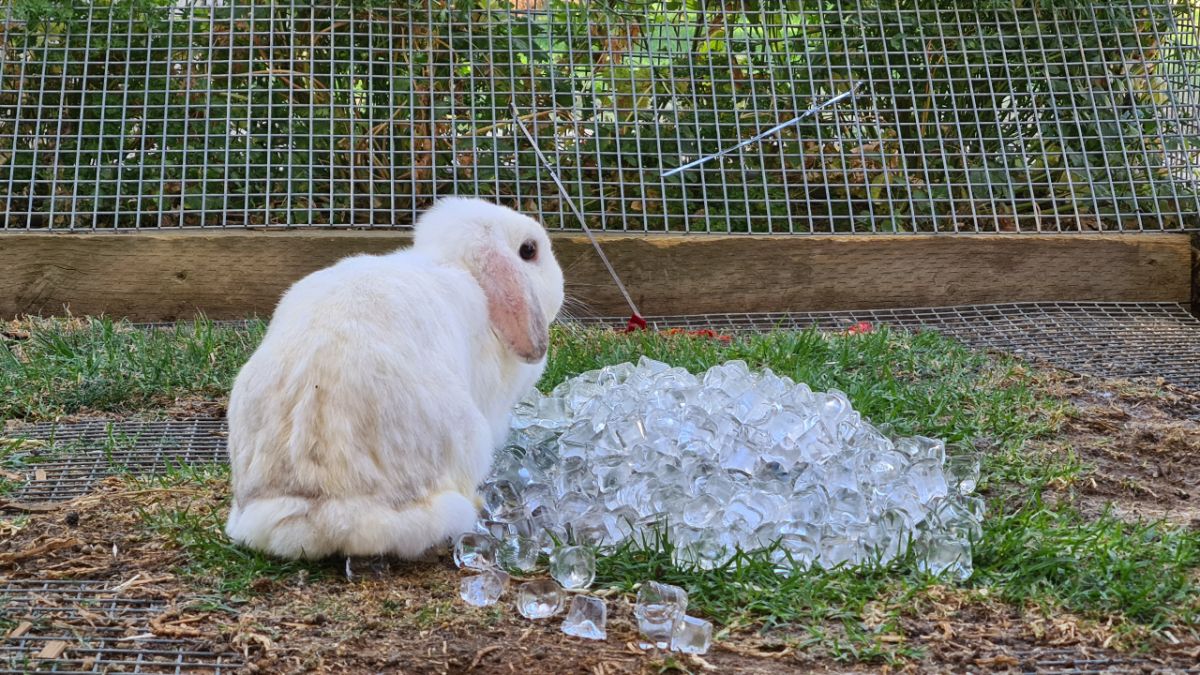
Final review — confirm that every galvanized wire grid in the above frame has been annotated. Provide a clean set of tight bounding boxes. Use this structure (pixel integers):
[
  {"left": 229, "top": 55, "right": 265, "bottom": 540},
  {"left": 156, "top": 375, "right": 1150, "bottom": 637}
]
[
  {"left": 0, "top": 580, "right": 239, "bottom": 674},
  {"left": 1016, "top": 647, "right": 1200, "bottom": 675},
  {"left": 5, "top": 419, "right": 226, "bottom": 502},
  {"left": 0, "top": 0, "right": 1197, "bottom": 232},
  {"left": 570, "top": 302, "right": 1200, "bottom": 394},
  {"left": 0, "top": 580, "right": 1184, "bottom": 675}
]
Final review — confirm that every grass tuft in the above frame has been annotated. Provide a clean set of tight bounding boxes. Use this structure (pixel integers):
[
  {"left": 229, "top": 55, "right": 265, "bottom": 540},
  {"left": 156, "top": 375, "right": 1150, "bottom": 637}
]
[
  {"left": 136, "top": 465, "right": 330, "bottom": 598},
  {"left": 1, "top": 316, "right": 264, "bottom": 420},
  {"left": 975, "top": 496, "right": 1200, "bottom": 631}
]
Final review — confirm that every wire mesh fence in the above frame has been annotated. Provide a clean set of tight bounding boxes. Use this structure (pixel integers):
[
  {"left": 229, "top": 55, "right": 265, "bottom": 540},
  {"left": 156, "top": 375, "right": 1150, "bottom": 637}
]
[{"left": 0, "top": 0, "right": 1197, "bottom": 233}]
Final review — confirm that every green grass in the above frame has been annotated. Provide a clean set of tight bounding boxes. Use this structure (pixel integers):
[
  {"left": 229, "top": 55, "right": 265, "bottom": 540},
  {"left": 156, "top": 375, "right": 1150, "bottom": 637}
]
[
  {"left": 4, "top": 316, "right": 1200, "bottom": 660},
  {"left": 0, "top": 316, "right": 264, "bottom": 420},
  {"left": 975, "top": 497, "right": 1200, "bottom": 632},
  {"left": 135, "top": 463, "right": 333, "bottom": 598}
]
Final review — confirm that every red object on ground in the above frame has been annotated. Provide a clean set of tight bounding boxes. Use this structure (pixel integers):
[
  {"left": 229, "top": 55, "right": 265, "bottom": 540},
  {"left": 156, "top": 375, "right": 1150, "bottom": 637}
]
[
  {"left": 662, "top": 328, "right": 733, "bottom": 343},
  {"left": 845, "top": 321, "right": 874, "bottom": 335},
  {"left": 616, "top": 315, "right": 731, "bottom": 342},
  {"left": 623, "top": 314, "right": 648, "bottom": 332}
]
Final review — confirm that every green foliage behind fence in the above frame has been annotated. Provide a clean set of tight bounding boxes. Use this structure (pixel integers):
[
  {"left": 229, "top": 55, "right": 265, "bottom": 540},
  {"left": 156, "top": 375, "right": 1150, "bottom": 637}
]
[{"left": 1, "top": 0, "right": 1197, "bottom": 232}]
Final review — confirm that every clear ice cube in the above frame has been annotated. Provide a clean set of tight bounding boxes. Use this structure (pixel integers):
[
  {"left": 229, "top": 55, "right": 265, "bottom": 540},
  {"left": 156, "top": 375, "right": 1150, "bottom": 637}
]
[
  {"left": 915, "top": 531, "right": 973, "bottom": 580},
  {"left": 670, "top": 615, "right": 713, "bottom": 655},
  {"left": 635, "top": 581, "right": 689, "bottom": 649},
  {"left": 719, "top": 444, "right": 759, "bottom": 476},
  {"left": 818, "top": 528, "right": 862, "bottom": 568},
  {"left": 549, "top": 545, "right": 596, "bottom": 590},
  {"left": 499, "top": 535, "right": 541, "bottom": 573},
  {"left": 482, "top": 480, "right": 522, "bottom": 519},
  {"left": 721, "top": 494, "right": 766, "bottom": 530},
  {"left": 516, "top": 579, "right": 565, "bottom": 619},
  {"left": 560, "top": 595, "right": 607, "bottom": 640},
  {"left": 682, "top": 493, "right": 720, "bottom": 528},
  {"left": 459, "top": 570, "right": 506, "bottom": 607},
  {"left": 453, "top": 533, "right": 498, "bottom": 571},
  {"left": 828, "top": 487, "right": 869, "bottom": 526},
  {"left": 908, "top": 458, "right": 950, "bottom": 503},
  {"left": 945, "top": 452, "right": 982, "bottom": 494}
]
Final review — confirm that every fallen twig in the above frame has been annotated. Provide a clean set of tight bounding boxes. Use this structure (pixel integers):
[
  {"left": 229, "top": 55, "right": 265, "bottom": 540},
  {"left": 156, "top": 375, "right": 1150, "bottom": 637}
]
[
  {"left": 150, "top": 609, "right": 207, "bottom": 639},
  {"left": 35, "top": 640, "right": 68, "bottom": 660},
  {"left": 468, "top": 644, "right": 502, "bottom": 670},
  {"left": 0, "top": 537, "right": 83, "bottom": 564},
  {"left": 0, "top": 500, "right": 63, "bottom": 513},
  {"left": 65, "top": 487, "right": 207, "bottom": 509}
]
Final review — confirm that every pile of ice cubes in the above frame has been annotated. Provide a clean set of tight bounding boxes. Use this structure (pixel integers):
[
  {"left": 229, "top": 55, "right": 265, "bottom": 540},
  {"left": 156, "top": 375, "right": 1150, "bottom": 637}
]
[
  {"left": 455, "top": 357, "right": 984, "bottom": 651},
  {"left": 488, "top": 357, "right": 982, "bottom": 578}
]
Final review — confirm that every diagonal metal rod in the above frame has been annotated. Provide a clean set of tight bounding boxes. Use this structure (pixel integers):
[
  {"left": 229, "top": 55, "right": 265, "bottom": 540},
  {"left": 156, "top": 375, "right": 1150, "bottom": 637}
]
[
  {"left": 662, "top": 82, "right": 863, "bottom": 178},
  {"left": 510, "top": 102, "right": 642, "bottom": 320}
]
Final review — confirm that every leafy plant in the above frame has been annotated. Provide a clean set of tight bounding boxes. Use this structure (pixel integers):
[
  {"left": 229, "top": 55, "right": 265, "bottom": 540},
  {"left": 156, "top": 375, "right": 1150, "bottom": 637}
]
[{"left": 1, "top": 0, "right": 1195, "bottom": 231}]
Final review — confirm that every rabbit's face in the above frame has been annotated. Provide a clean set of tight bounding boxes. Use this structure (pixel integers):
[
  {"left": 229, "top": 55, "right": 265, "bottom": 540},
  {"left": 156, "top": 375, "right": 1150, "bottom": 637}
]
[
  {"left": 491, "top": 210, "right": 565, "bottom": 329},
  {"left": 415, "top": 198, "right": 564, "bottom": 363}
]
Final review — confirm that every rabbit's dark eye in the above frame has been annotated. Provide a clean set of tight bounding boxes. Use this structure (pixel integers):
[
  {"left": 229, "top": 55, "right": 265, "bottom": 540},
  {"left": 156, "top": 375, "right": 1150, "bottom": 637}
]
[{"left": 519, "top": 240, "right": 537, "bottom": 262}]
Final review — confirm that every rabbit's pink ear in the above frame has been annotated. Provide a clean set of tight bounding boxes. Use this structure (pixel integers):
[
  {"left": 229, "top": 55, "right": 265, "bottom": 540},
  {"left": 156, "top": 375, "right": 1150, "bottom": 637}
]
[{"left": 476, "top": 248, "right": 548, "bottom": 363}]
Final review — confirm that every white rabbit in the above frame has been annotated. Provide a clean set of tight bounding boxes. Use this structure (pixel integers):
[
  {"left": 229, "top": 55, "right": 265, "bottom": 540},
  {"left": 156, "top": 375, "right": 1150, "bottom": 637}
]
[{"left": 224, "top": 197, "right": 564, "bottom": 560}]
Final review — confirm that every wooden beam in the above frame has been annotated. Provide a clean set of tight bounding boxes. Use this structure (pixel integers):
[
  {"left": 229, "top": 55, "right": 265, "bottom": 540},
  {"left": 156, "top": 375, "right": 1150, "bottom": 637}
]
[
  {"left": 0, "top": 232, "right": 1192, "bottom": 321},
  {"left": 1192, "top": 233, "right": 1200, "bottom": 317}
]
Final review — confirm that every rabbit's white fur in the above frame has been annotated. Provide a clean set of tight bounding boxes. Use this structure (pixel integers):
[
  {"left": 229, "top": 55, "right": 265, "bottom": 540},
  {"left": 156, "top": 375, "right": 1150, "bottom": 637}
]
[{"left": 224, "top": 198, "right": 564, "bottom": 560}]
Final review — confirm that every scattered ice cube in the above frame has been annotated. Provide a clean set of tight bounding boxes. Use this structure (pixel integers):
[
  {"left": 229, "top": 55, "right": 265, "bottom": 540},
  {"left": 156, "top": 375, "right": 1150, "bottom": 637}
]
[
  {"left": 915, "top": 530, "right": 973, "bottom": 580},
  {"left": 459, "top": 570, "right": 506, "bottom": 607},
  {"left": 945, "top": 452, "right": 982, "bottom": 495},
  {"left": 561, "top": 595, "right": 607, "bottom": 640},
  {"left": 549, "top": 545, "right": 596, "bottom": 590},
  {"left": 516, "top": 579, "right": 565, "bottom": 619},
  {"left": 635, "top": 581, "right": 688, "bottom": 649},
  {"left": 670, "top": 615, "right": 713, "bottom": 655},
  {"left": 499, "top": 535, "right": 541, "bottom": 573},
  {"left": 453, "top": 533, "right": 498, "bottom": 571}
]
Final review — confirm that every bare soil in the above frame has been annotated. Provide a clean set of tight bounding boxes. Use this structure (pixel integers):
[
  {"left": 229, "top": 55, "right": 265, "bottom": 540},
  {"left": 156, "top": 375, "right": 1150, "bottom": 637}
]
[{"left": 1044, "top": 375, "right": 1200, "bottom": 528}]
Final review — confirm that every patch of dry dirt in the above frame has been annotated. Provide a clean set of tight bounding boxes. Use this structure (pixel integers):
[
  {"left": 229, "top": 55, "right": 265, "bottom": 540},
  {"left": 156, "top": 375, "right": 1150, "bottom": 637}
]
[{"left": 1044, "top": 375, "right": 1200, "bottom": 527}]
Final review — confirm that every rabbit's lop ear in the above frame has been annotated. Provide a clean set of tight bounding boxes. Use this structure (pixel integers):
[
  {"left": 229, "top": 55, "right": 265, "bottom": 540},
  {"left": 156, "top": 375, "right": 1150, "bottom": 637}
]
[{"left": 477, "top": 246, "right": 548, "bottom": 363}]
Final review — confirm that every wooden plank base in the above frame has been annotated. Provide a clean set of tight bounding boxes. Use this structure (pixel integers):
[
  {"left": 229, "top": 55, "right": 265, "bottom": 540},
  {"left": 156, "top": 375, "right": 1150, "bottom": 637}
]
[
  {"left": 0, "top": 232, "right": 1192, "bottom": 321},
  {"left": 1192, "top": 233, "right": 1200, "bottom": 316}
]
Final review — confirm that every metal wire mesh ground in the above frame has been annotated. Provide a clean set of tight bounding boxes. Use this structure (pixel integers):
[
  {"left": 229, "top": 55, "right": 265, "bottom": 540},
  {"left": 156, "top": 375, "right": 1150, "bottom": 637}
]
[
  {"left": 0, "top": 580, "right": 239, "bottom": 674},
  {"left": 572, "top": 302, "right": 1200, "bottom": 394},
  {"left": 4, "top": 419, "right": 226, "bottom": 502},
  {"left": 6, "top": 301, "right": 1198, "bottom": 504},
  {"left": 1, "top": 1, "right": 1196, "bottom": 232},
  {"left": 1016, "top": 648, "right": 1200, "bottom": 675}
]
